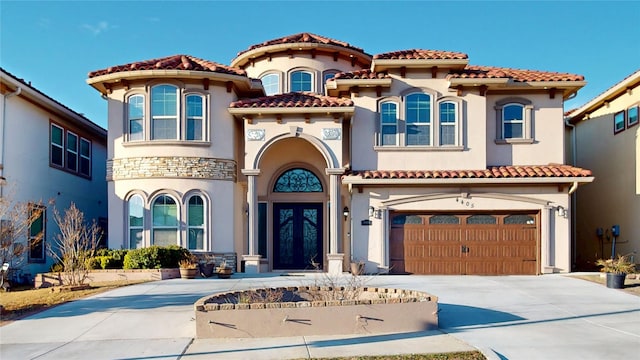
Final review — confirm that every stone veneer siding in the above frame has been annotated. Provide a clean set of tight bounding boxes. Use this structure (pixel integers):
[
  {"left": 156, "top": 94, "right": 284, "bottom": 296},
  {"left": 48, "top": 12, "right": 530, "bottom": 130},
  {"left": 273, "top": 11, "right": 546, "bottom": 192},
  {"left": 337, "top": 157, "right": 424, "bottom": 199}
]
[{"left": 107, "top": 157, "right": 236, "bottom": 181}]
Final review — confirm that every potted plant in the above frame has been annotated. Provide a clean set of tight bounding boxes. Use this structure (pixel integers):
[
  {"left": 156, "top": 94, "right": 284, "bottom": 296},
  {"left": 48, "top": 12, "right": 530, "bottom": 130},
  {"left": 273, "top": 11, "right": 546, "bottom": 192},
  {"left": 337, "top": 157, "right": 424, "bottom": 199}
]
[
  {"left": 199, "top": 254, "right": 216, "bottom": 278},
  {"left": 215, "top": 259, "right": 233, "bottom": 279},
  {"left": 350, "top": 259, "right": 365, "bottom": 276},
  {"left": 179, "top": 258, "right": 198, "bottom": 279},
  {"left": 596, "top": 254, "right": 636, "bottom": 289}
]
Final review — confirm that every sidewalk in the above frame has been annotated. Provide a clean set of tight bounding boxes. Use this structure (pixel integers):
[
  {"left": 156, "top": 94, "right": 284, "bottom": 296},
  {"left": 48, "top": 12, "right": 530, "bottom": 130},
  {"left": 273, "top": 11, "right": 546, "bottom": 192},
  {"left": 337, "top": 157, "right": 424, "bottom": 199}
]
[{"left": 1, "top": 273, "right": 639, "bottom": 359}]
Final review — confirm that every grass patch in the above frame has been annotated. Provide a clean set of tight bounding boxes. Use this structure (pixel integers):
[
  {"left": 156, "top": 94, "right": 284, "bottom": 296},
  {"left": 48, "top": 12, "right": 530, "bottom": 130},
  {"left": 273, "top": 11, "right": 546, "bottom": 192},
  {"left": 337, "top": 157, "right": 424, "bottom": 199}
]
[
  {"left": 0, "top": 280, "right": 149, "bottom": 325},
  {"left": 298, "top": 352, "right": 486, "bottom": 359}
]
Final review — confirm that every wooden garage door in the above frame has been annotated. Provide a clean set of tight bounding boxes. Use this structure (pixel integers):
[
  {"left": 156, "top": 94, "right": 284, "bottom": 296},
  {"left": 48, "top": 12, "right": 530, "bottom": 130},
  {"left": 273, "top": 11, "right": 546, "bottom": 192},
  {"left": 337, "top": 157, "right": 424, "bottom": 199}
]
[{"left": 389, "top": 212, "right": 538, "bottom": 275}]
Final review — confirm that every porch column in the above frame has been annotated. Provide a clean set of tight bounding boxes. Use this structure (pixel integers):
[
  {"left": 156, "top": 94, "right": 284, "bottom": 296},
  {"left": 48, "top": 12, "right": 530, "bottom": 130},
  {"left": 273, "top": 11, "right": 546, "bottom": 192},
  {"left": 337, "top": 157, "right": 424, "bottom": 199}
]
[
  {"left": 542, "top": 205, "right": 554, "bottom": 274},
  {"left": 326, "top": 168, "right": 345, "bottom": 274},
  {"left": 378, "top": 207, "right": 390, "bottom": 274},
  {"left": 241, "top": 169, "right": 261, "bottom": 273}
]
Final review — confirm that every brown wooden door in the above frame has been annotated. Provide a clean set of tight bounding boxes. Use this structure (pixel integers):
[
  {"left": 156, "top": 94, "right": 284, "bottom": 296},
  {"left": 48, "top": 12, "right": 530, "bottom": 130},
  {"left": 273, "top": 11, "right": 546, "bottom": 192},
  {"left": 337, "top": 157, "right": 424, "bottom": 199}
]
[{"left": 389, "top": 212, "right": 538, "bottom": 275}]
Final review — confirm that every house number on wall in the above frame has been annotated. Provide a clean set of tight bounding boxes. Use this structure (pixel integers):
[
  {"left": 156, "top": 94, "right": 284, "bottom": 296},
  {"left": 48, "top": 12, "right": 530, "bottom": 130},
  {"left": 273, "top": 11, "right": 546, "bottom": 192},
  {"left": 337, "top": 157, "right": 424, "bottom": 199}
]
[{"left": 455, "top": 197, "right": 474, "bottom": 208}]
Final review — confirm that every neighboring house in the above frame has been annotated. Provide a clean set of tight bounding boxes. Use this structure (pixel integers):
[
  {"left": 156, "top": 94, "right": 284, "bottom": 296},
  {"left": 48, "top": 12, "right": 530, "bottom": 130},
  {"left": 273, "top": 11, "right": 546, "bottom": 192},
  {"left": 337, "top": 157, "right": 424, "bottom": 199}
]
[
  {"left": 565, "top": 70, "right": 639, "bottom": 270},
  {"left": 87, "top": 33, "right": 592, "bottom": 275},
  {"left": 0, "top": 68, "right": 108, "bottom": 279}
]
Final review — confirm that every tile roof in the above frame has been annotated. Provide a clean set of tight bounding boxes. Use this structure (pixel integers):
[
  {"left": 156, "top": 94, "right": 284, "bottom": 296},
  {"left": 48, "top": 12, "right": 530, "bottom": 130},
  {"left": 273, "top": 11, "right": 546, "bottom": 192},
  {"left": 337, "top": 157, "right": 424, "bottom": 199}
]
[
  {"left": 348, "top": 165, "right": 592, "bottom": 179},
  {"left": 448, "top": 65, "right": 584, "bottom": 82},
  {"left": 331, "top": 69, "right": 391, "bottom": 81},
  {"left": 88, "top": 54, "right": 246, "bottom": 78},
  {"left": 230, "top": 92, "right": 353, "bottom": 109},
  {"left": 373, "top": 49, "right": 468, "bottom": 60},
  {"left": 236, "top": 32, "right": 366, "bottom": 56}
]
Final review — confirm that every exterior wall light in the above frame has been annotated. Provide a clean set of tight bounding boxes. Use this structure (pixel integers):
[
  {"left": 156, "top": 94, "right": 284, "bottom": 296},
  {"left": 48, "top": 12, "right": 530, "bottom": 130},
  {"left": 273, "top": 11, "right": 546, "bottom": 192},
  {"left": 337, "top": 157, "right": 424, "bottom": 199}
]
[
  {"left": 343, "top": 206, "right": 349, "bottom": 221},
  {"left": 556, "top": 206, "right": 566, "bottom": 218},
  {"left": 368, "top": 206, "right": 375, "bottom": 218}
]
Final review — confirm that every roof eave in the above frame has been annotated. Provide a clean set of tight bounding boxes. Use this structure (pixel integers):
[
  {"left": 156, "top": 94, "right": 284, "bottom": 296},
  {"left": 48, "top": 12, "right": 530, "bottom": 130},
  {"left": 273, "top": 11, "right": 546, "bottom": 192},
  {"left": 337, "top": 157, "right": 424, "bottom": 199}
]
[
  {"left": 342, "top": 176, "right": 594, "bottom": 186},
  {"left": 228, "top": 106, "right": 355, "bottom": 115},
  {"left": 372, "top": 59, "right": 469, "bottom": 72},
  {"left": 567, "top": 70, "right": 640, "bottom": 121},
  {"left": 86, "top": 69, "right": 254, "bottom": 95},
  {"left": 231, "top": 43, "right": 372, "bottom": 68}
]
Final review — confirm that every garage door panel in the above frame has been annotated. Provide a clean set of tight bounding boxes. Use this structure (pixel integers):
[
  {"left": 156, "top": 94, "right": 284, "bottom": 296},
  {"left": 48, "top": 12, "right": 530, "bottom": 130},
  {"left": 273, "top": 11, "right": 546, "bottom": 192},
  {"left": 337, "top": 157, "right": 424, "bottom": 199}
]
[{"left": 389, "top": 211, "right": 538, "bottom": 275}]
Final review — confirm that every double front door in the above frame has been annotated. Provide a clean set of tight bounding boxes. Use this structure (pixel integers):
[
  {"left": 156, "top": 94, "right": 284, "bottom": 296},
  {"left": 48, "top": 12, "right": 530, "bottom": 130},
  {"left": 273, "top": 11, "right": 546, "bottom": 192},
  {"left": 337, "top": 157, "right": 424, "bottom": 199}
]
[{"left": 273, "top": 203, "right": 323, "bottom": 270}]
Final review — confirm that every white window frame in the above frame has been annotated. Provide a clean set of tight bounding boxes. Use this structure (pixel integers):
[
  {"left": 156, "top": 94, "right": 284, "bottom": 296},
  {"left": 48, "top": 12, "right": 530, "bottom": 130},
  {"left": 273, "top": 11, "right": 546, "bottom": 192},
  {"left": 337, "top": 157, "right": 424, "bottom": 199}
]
[
  {"left": 186, "top": 194, "right": 206, "bottom": 251},
  {"left": 151, "top": 194, "right": 180, "bottom": 246},
  {"left": 79, "top": 137, "right": 91, "bottom": 177},
  {"left": 379, "top": 101, "right": 399, "bottom": 146},
  {"left": 438, "top": 101, "right": 458, "bottom": 146},
  {"left": 494, "top": 98, "right": 534, "bottom": 144},
  {"left": 405, "top": 93, "right": 432, "bottom": 146},
  {"left": 127, "top": 94, "right": 145, "bottom": 141},
  {"left": 66, "top": 131, "right": 79, "bottom": 172},
  {"left": 185, "top": 93, "right": 206, "bottom": 141},
  {"left": 289, "top": 70, "right": 314, "bottom": 93},
  {"left": 151, "top": 85, "right": 179, "bottom": 140},
  {"left": 50, "top": 123, "right": 64, "bottom": 167},
  {"left": 260, "top": 73, "right": 281, "bottom": 96},
  {"left": 128, "top": 194, "right": 145, "bottom": 249}
]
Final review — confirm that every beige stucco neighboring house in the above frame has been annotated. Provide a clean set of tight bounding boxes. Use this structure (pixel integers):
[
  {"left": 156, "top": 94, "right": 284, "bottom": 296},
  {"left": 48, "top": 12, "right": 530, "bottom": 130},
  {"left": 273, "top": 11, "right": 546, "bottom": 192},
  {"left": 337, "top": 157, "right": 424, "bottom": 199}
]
[
  {"left": 565, "top": 70, "right": 639, "bottom": 270},
  {"left": 1, "top": 67, "right": 108, "bottom": 280},
  {"left": 87, "top": 33, "right": 593, "bottom": 275}
]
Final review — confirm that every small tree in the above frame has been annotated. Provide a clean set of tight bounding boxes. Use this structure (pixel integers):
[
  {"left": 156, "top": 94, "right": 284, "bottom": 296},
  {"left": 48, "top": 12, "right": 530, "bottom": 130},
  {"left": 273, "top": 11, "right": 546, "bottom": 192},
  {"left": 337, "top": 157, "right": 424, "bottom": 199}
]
[
  {"left": 49, "top": 202, "right": 102, "bottom": 286},
  {"left": 0, "top": 196, "right": 46, "bottom": 282}
]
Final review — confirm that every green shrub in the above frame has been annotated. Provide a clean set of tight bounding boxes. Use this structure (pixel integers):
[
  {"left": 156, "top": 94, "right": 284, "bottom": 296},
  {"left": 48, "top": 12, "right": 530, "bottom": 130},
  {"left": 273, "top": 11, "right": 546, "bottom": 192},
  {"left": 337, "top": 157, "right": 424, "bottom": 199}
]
[
  {"left": 97, "top": 256, "right": 119, "bottom": 269},
  {"left": 122, "top": 246, "right": 190, "bottom": 269},
  {"left": 85, "top": 257, "right": 102, "bottom": 270}
]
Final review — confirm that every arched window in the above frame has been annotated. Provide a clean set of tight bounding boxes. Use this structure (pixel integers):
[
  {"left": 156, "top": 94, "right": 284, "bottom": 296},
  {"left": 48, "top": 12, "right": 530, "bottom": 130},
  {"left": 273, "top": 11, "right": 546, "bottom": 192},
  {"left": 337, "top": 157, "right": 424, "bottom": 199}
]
[
  {"left": 273, "top": 168, "right": 323, "bottom": 192},
  {"left": 187, "top": 195, "right": 205, "bottom": 250},
  {"left": 128, "top": 94, "right": 144, "bottom": 141},
  {"left": 439, "top": 101, "right": 457, "bottom": 145},
  {"left": 261, "top": 73, "right": 280, "bottom": 96},
  {"left": 322, "top": 70, "right": 338, "bottom": 92},
  {"left": 152, "top": 195, "right": 178, "bottom": 246},
  {"left": 503, "top": 104, "right": 524, "bottom": 139},
  {"left": 405, "top": 93, "right": 431, "bottom": 145},
  {"left": 186, "top": 94, "right": 204, "bottom": 141},
  {"left": 380, "top": 102, "right": 398, "bottom": 146},
  {"left": 151, "top": 85, "right": 178, "bottom": 140},
  {"left": 128, "top": 195, "right": 144, "bottom": 249},
  {"left": 290, "top": 71, "right": 312, "bottom": 92}
]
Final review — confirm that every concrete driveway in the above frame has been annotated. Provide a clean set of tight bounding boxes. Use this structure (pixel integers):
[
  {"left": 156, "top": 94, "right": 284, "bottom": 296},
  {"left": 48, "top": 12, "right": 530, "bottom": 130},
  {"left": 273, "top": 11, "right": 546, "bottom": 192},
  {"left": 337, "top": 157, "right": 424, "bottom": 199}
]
[{"left": 1, "top": 274, "right": 638, "bottom": 360}]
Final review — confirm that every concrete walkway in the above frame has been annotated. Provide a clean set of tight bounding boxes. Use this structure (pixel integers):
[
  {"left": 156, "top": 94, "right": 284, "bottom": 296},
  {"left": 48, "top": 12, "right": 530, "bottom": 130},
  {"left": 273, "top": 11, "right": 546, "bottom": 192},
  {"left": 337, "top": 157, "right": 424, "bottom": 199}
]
[{"left": 1, "top": 273, "right": 638, "bottom": 359}]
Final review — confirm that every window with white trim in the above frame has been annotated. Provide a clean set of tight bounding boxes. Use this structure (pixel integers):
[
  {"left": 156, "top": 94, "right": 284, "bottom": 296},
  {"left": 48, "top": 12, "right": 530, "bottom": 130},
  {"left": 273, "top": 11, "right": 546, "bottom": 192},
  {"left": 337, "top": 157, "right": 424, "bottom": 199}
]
[
  {"left": 261, "top": 73, "right": 280, "bottom": 96},
  {"left": 380, "top": 101, "right": 398, "bottom": 146},
  {"left": 405, "top": 93, "right": 431, "bottom": 146},
  {"left": 439, "top": 101, "right": 457, "bottom": 145},
  {"left": 187, "top": 195, "right": 205, "bottom": 250},
  {"left": 50, "top": 123, "right": 92, "bottom": 178},
  {"left": 128, "top": 94, "right": 144, "bottom": 141},
  {"left": 494, "top": 98, "right": 534, "bottom": 143},
  {"left": 151, "top": 85, "right": 178, "bottom": 140},
  {"left": 152, "top": 195, "right": 179, "bottom": 246},
  {"left": 128, "top": 195, "right": 144, "bottom": 249},
  {"left": 186, "top": 94, "right": 204, "bottom": 141},
  {"left": 290, "top": 71, "right": 312, "bottom": 92}
]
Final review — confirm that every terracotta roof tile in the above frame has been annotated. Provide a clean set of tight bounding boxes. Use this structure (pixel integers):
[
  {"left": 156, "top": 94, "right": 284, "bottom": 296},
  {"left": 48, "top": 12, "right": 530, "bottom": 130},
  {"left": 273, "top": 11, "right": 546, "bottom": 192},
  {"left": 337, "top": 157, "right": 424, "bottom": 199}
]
[
  {"left": 230, "top": 92, "right": 353, "bottom": 109},
  {"left": 373, "top": 49, "right": 468, "bottom": 60},
  {"left": 448, "top": 65, "right": 584, "bottom": 82},
  {"left": 88, "top": 54, "right": 246, "bottom": 78},
  {"left": 348, "top": 165, "right": 592, "bottom": 180},
  {"left": 237, "top": 32, "right": 366, "bottom": 56},
  {"left": 331, "top": 69, "right": 391, "bottom": 81}
]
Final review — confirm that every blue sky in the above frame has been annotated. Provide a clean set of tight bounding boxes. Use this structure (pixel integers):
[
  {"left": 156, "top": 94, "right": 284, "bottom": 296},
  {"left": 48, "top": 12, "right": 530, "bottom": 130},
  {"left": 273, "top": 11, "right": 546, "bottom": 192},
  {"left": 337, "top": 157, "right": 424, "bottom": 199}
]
[{"left": 1, "top": 0, "right": 638, "bottom": 129}]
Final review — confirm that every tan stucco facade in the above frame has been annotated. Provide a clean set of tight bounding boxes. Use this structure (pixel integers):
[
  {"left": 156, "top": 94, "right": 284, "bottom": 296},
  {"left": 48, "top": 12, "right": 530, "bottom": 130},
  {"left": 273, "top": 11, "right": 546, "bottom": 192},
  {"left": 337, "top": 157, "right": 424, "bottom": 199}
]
[
  {"left": 87, "top": 33, "right": 591, "bottom": 275},
  {"left": 567, "top": 71, "right": 640, "bottom": 269}
]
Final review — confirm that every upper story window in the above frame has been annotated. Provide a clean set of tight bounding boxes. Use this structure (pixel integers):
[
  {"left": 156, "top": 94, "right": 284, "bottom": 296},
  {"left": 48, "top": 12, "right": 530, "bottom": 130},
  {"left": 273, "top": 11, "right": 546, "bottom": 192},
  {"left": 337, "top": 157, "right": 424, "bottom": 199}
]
[
  {"left": 405, "top": 93, "right": 431, "bottom": 146},
  {"left": 376, "top": 93, "right": 463, "bottom": 149},
  {"left": 439, "top": 101, "right": 457, "bottom": 146},
  {"left": 50, "top": 122, "right": 92, "bottom": 178},
  {"left": 322, "top": 70, "right": 339, "bottom": 92},
  {"left": 613, "top": 110, "right": 625, "bottom": 134},
  {"left": 186, "top": 94, "right": 204, "bottom": 141},
  {"left": 380, "top": 102, "right": 398, "bottom": 146},
  {"left": 151, "top": 85, "right": 178, "bottom": 140},
  {"left": 495, "top": 98, "right": 533, "bottom": 144},
  {"left": 125, "top": 84, "right": 208, "bottom": 143},
  {"left": 628, "top": 105, "right": 639, "bottom": 128},
  {"left": 128, "top": 94, "right": 144, "bottom": 141},
  {"left": 261, "top": 73, "right": 280, "bottom": 96},
  {"left": 290, "top": 71, "right": 312, "bottom": 92}
]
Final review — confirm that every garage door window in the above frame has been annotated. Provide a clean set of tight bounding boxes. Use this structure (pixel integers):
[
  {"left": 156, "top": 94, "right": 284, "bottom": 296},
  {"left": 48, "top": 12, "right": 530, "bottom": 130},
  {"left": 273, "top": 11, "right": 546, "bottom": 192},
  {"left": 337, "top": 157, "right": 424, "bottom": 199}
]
[
  {"left": 467, "top": 215, "right": 497, "bottom": 224},
  {"left": 392, "top": 214, "right": 423, "bottom": 225},
  {"left": 504, "top": 214, "right": 535, "bottom": 225},
  {"left": 429, "top": 215, "right": 459, "bottom": 224}
]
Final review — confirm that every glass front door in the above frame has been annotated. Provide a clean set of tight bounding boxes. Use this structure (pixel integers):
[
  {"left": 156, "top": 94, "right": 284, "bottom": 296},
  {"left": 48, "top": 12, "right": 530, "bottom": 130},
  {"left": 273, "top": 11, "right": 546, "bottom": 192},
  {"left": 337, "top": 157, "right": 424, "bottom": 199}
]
[{"left": 273, "top": 203, "right": 323, "bottom": 270}]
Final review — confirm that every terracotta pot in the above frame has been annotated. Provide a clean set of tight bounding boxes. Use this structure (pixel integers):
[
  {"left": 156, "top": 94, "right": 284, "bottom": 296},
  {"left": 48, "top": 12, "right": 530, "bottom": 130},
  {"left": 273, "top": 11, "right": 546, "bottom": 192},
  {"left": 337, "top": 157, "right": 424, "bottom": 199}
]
[{"left": 216, "top": 267, "right": 232, "bottom": 279}]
